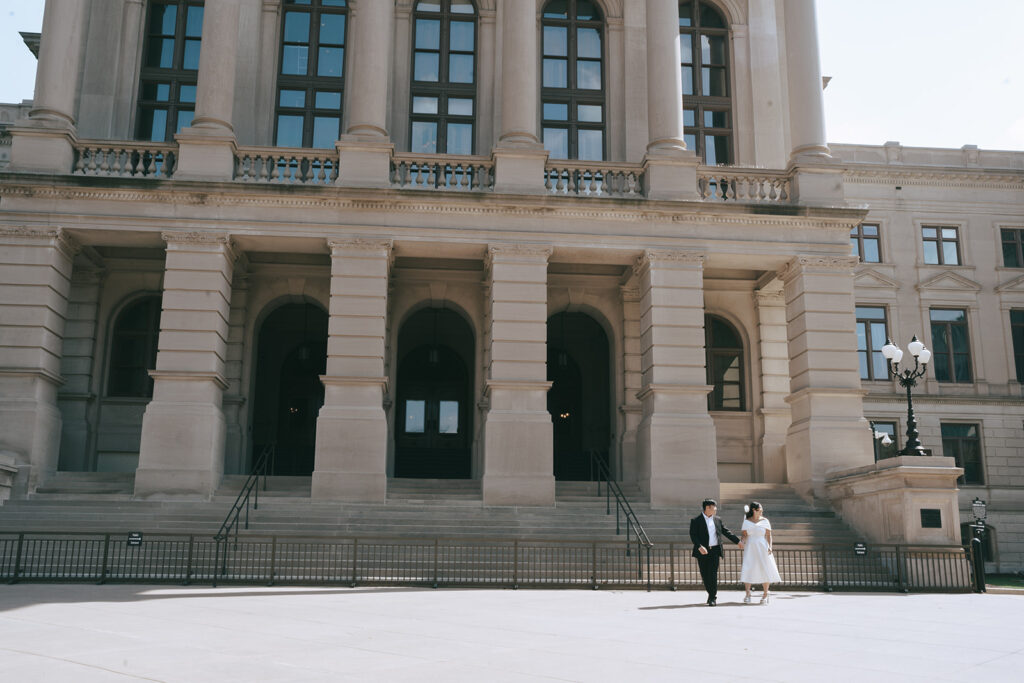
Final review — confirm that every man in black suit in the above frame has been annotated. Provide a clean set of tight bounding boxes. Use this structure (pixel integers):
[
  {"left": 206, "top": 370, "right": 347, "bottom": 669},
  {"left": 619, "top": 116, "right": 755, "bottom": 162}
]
[{"left": 690, "top": 498, "right": 742, "bottom": 606}]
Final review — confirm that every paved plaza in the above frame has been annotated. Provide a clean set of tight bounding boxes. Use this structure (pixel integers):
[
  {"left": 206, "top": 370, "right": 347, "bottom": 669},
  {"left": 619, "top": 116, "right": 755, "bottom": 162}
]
[{"left": 1, "top": 584, "right": 1022, "bottom": 682}]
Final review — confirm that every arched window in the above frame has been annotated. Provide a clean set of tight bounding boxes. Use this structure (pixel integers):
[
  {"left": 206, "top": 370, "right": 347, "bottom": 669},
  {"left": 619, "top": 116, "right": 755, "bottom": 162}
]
[
  {"left": 274, "top": 0, "right": 348, "bottom": 148},
  {"left": 705, "top": 314, "right": 744, "bottom": 411},
  {"left": 410, "top": 0, "right": 477, "bottom": 155},
  {"left": 541, "top": 0, "right": 605, "bottom": 161},
  {"left": 107, "top": 296, "right": 162, "bottom": 398},
  {"left": 136, "top": 0, "right": 204, "bottom": 141},
  {"left": 679, "top": 1, "right": 732, "bottom": 165}
]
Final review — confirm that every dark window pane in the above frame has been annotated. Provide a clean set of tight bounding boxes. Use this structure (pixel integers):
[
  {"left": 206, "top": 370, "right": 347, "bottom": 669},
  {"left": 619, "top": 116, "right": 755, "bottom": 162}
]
[
  {"left": 185, "top": 6, "right": 203, "bottom": 37},
  {"left": 577, "top": 28, "right": 601, "bottom": 59},
  {"left": 152, "top": 5, "right": 176, "bottom": 34},
  {"left": 930, "top": 326, "right": 949, "bottom": 353},
  {"left": 578, "top": 129, "right": 603, "bottom": 161},
  {"left": 544, "top": 58, "right": 568, "bottom": 88},
  {"left": 179, "top": 84, "right": 196, "bottom": 103},
  {"left": 411, "top": 121, "right": 437, "bottom": 153},
  {"left": 415, "top": 19, "right": 440, "bottom": 49},
  {"left": 704, "top": 35, "right": 726, "bottom": 64},
  {"left": 544, "top": 0, "right": 568, "bottom": 19},
  {"left": 276, "top": 115, "right": 304, "bottom": 147},
  {"left": 544, "top": 102, "right": 568, "bottom": 120},
  {"left": 285, "top": 12, "right": 311, "bottom": 42},
  {"left": 1003, "top": 242, "right": 1021, "bottom": 267},
  {"left": 312, "top": 116, "right": 339, "bottom": 148},
  {"left": 679, "top": 1, "right": 693, "bottom": 26},
  {"left": 702, "top": 66, "right": 727, "bottom": 96},
  {"left": 142, "top": 109, "right": 168, "bottom": 141},
  {"left": 449, "top": 53, "right": 474, "bottom": 83},
  {"left": 683, "top": 108, "right": 696, "bottom": 126},
  {"left": 682, "top": 66, "right": 694, "bottom": 95},
  {"left": 543, "top": 127, "right": 569, "bottom": 159},
  {"left": 577, "top": 60, "right": 602, "bottom": 89},
  {"left": 684, "top": 133, "right": 696, "bottom": 150},
  {"left": 448, "top": 98, "right": 473, "bottom": 115},
  {"left": 931, "top": 309, "right": 965, "bottom": 323},
  {"left": 148, "top": 38, "right": 175, "bottom": 68},
  {"left": 414, "top": 52, "right": 440, "bottom": 81},
  {"left": 412, "top": 96, "right": 438, "bottom": 114},
  {"left": 282, "top": 45, "right": 310, "bottom": 75},
  {"left": 446, "top": 123, "right": 473, "bottom": 155},
  {"left": 450, "top": 21, "right": 474, "bottom": 51},
  {"left": 280, "top": 89, "right": 305, "bottom": 107},
  {"left": 704, "top": 134, "right": 729, "bottom": 165},
  {"left": 314, "top": 91, "right": 341, "bottom": 109},
  {"left": 176, "top": 109, "right": 193, "bottom": 132},
  {"left": 544, "top": 26, "right": 568, "bottom": 56},
  {"left": 679, "top": 34, "right": 692, "bottom": 64},
  {"left": 317, "top": 46, "right": 344, "bottom": 76},
  {"left": 578, "top": 104, "right": 602, "bottom": 122},
  {"left": 320, "top": 14, "right": 345, "bottom": 44},
  {"left": 576, "top": 1, "right": 599, "bottom": 20},
  {"left": 954, "top": 354, "right": 972, "bottom": 382},
  {"left": 183, "top": 39, "right": 201, "bottom": 70},
  {"left": 451, "top": 0, "right": 474, "bottom": 13},
  {"left": 704, "top": 110, "right": 728, "bottom": 128}
]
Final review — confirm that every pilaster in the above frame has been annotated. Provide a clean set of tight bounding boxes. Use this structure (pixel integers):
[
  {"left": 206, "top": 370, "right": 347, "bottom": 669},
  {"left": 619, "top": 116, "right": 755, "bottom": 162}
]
[
  {"left": 312, "top": 238, "right": 393, "bottom": 502},
  {"left": 135, "top": 233, "right": 236, "bottom": 498},
  {"left": 619, "top": 284, "right": 643, "bottom": 483},
  {"left": 633, "top": 249, "right": 717, "bottom": 507},
  {"left": 753, "top": 279, "right": 790, "bottom": 483},
  {"left": 481, "top": 244, "right": 555, "bottom": 506}
]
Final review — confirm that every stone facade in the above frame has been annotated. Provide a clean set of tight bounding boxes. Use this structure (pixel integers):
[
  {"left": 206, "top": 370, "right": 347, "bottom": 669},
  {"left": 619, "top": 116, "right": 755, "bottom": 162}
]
[{"left": 0, "top": 1, "right": 1020, "bottom": 569}]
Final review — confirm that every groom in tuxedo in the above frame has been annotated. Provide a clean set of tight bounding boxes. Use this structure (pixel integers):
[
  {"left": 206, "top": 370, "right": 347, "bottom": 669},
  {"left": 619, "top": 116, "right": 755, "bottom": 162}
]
[{"left": 689, "top": 498, "right": 742, "bottom": 606}]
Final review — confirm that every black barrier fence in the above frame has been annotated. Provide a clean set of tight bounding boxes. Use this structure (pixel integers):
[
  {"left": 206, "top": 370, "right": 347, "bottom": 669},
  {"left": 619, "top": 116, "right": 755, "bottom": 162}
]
[{"left": 0, "top": 532, "right": 973, "bottom": 592}]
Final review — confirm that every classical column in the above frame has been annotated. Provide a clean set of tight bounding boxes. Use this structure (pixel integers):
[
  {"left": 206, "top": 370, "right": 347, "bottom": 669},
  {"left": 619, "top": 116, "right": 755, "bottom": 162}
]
[
  {"left": 312, "top": 239, "right": 392, "bottom": 502},
  {"left": 135, "top": 233, "right": 236, "bottom": 498},
  {"left": 0, "top": 227, "right": 78, "bottom": 496},
  {"left": 175, "top": 0, "right": 242, "bottom": 180},
  {"left": 633, "top": 249, "right": 717, "bottom": 507},
  {"left": 747, "top": 0, "right": 787, "bottom": 167},
  {"left": 8, "top": 0, "right": 89, "bottom": 172},
  {"left": 619, "top": 283, "right": 644, "bottom": 483},
  {"left": 492, "top": 0, "right": 547, "bottom": 193},
  {"left": 783, "top": 0, "right": 828, "bottom": 159},
  {"left": 642, "top": 0, "right": 700, "bottom": 200},
  {"left": 753, "top": 278, "right": 790, "bottom": 483},
  {"left": 779, "top": 255, "right": 872, "bottom": 501},
  {"left": 481, "top": 245, "right": 554, "bottom": 505},
  {"left": 337, "top": 0, "right": 395, "bottom": 187},
  {"left": 58, "top": 266, "right": 106, "bottom": 472}
]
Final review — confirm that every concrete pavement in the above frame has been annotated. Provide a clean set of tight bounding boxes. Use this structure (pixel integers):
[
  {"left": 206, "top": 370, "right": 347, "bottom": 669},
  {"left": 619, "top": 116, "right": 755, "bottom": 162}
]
[{"left": 0, "top": 585, "right": 1021, "bottom": 682}]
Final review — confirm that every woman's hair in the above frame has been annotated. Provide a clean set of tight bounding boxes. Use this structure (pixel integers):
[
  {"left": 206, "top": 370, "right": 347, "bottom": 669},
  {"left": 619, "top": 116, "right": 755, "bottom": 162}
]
[{"left": 745, "top": 501, "right": 762, "bottom": 519}]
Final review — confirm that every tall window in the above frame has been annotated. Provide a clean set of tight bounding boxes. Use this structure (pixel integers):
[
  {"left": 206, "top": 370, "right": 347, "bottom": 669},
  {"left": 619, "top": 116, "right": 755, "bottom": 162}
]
[
  {"left": 705, "top": 315, "right": 744, "bottom": 411},
  {"left": 1001, "top": 228, "right": 1024, "bottom": 267},
  {"left": 107, "top": 296, "right": 162, "bottom": 398},
  {"left": 136, "top": 1, "right": 204, "bottom": 141},
  {"left": 942, "top": 423, "right": 983, "bottom": 485},
  {"left": 870, "top": 420, "right": 898, "bottom": 460},
  {"left": 275, "top": 0, "right": 348, "bottom": 148},
  {"left": 856, "top": 306, "right": 888, "bottom": 380},
  {"left": 930, "top": 308, "right": 973, "bottom": 383},
  {"left": 1011, "top": 310, "right": 1024, "bottom": 382},
  {"left": 410, "top": 0, "right": 477, "bottom": 155},
  {"left": 541, "top": 0, "right": 605, "bottom": 161},
  {"left": 922, "top": 226, "right": 961, "bottom": 265},
  {"left": 679, "top": 1, "right": 731, "bottom": 165},
  {"left": 851, "top": 224, "right": 881, "bottom": 263}
]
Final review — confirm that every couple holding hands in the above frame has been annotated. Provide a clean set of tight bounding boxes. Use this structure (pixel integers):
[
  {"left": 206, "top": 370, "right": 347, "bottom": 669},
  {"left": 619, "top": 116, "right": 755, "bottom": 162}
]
[{"left": 689, "top": 498, "right": 781, "bottom": 606}]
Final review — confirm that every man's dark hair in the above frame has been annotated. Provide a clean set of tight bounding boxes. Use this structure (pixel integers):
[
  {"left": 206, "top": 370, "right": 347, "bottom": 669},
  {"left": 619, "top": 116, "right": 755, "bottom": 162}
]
[{"left": 701, "top": 499, "right": 717, "bottom": 511}]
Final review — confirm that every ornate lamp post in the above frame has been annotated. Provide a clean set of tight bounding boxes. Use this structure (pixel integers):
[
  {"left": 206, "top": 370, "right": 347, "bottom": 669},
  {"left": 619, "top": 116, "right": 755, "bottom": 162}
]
[
  {"left": 970, "top": 497, "right": 988, "bottom": 592},
  {"left": 880, "top": 336, "right": 931, "bottom": 456}
]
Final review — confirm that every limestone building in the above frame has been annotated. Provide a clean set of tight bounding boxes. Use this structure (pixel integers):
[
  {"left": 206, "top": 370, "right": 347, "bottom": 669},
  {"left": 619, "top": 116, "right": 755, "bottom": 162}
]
[{"left": 0, "top": 0, "right": 1021, "bottom": 570}]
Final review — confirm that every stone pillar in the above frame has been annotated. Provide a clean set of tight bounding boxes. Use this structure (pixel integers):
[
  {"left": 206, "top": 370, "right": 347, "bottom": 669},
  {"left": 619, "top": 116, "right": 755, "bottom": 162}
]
[
  {"left": 337, "top": 0, "right": 395, "bottom": 187},
  {"left": 175, "top": 0, "right": 242, "bottom": 180},
  {"left": 222, "top": 260, "right": 249, "bottom": 475},
  {"left": 135, "top": 233, "right": 236, "bottom": 498},
  {"left": 779, "top": 255, "right": 872, "bottom": 502},
  {"left": 312, "top": 239, "right": 392, "bottom": 502},
  {"left": 747, "top": 0, "right": 787, "bottom": 168},
  {"left": 58, "top": 266, "right": 106, "bottom": 472},
  {"left": 8, "top": 0, "right": 88, "bottom": 172},
  {"left": 491, "top": 0, "right": 547, "bottom": 194},
  {"left": 642, "top": 0, "right": 700, "bottom": 200},
  {"left": 753, "top": 278, "right": 790, "bottom": 483},
  {"left": 619, "top": 283, "right": 643, "bottom": 482},
  {"left": 482, "top": 245, "right": 555, "bottom": 505},
  {"left": 0, "top": 227, "right": 78, "bottom": 495},
  {"left": 633, "top": 250, "right": 717, "bottom": 507}
]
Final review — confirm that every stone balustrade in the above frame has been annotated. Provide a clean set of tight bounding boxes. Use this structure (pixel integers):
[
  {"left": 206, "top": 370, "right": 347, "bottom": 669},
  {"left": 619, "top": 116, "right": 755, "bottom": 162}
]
[
  {"left": 544, "top": 162, "right": 644, "bottom": 198},
  {"left": 73, "top": 141, "right": 177, "bottom": 178},
  {"left": 390, "top": 154, "right": 494, "bottom": 191},
  {"left": 234, "top": 147, "right": 338, "bottom": 185},
  {"left": 698, "top": 168, "right": 792, "bottom": 202}
]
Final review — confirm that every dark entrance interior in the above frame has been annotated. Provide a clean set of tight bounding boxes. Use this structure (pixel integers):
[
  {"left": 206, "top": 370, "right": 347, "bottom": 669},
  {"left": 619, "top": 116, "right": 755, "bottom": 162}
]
[
  {"left": 547, "top": 312, "right": 611, "bottom": 480},
  {"left": 251, "top": 302, "right": 327, "bottom": 476},
  {"left": 394, "top": 308, "right": 474, "bottom": 478}
]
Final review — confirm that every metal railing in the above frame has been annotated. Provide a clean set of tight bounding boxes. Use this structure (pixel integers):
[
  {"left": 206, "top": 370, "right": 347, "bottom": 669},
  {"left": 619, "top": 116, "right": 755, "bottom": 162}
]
[
  {"left": 213, "top": 443, "right": 274, "bottom": 545},
  {"left": 0, "top": 531, "right": 973, "bottom": 592},
  {"left": 73, "top": 141, "right": 177, "bottom": 178},
  {"left": 585, "top": 451, "right": 653, "bottom": 588}
]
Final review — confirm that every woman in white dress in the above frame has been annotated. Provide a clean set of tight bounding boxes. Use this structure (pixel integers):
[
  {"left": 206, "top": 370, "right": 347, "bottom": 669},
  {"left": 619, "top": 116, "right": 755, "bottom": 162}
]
[{"left": 740, "top": 501, "right": 781, "bottom": 604}]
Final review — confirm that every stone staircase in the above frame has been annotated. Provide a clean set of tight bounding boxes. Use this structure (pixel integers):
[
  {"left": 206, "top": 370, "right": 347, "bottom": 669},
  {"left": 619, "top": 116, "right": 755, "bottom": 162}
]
[{"left": 0, "top": 476, "right": 863, "bottom": 547}]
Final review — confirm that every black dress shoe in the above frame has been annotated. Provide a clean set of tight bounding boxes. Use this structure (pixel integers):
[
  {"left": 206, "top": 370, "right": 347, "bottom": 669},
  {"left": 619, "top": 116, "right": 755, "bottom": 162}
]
[{"left": 707, "top": 597, "right": 717, "bottom": 606}]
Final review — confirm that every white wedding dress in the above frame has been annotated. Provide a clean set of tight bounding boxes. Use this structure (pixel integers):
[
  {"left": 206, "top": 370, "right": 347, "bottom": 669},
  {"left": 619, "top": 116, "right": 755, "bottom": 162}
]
[{"left": 740, "top": 518, "right": 782, "bottom": 584}]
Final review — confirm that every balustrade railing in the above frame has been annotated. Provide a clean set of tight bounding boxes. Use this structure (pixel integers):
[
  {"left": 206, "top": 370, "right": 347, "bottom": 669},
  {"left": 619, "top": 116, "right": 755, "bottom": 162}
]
[
  {"left": 698, "top": 168, "right": 791, "bottom": 202},
  {"left": 234, "top": 148, "right": 338, "bottom": 184},
  {"left": 390, "top": 154, "right": 494, "bottom": 191},
  {"left": 544, "top": 162, "right": 644, "bottom": 198},
  {"left": 73, "top": 142, "right": 177, "bottom": 178}
]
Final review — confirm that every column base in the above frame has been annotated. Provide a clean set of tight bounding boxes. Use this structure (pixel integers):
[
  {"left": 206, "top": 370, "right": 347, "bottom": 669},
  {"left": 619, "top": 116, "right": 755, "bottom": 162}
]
[
  {"left": 787, "top": 157, "right": 846, "bottom": 206},
  {"left": 0, "top": 372, "right": 64, "bottom": 495},
  {"left": 482, "top": 473, "right": 555, "bottom": 506},
  {"left": 173, "top": 128, "right": 238, "bottom": 181},
  {"left": 313, "top": 391, "right": 388, "bottom": 502},
  {"left": 336, "top": 136, "right": 394, "bottom": 188},
  {"left": 135, "top": 400, "right": 226, "bottom": 499},
  {"left": 491, "top": 147, "right": 549, "bottom": 195},
  {"left": 8, "top": 123, "right": 77, "bottom": 174},
  {"left": 311, "top": 471, "right": 386, "bottom": 503},
  {"left": 133, "top": 467, "right": 219, "bottom": 500},
  {"left": 641, "top": 152, "right": 701, "bottom": 201}
]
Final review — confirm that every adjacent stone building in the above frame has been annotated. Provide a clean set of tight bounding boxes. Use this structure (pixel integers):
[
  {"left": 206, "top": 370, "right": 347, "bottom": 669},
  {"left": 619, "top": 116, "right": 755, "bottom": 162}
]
[{"left": 0, "top": 0, "right": 1021, "bottom": 570}]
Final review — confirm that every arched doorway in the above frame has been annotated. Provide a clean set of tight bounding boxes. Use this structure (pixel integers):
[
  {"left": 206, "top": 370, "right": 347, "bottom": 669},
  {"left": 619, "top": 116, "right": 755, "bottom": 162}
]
[
  {"left": 394, "top": 307, "right": 474, "bottom": 478},
  {"left": 251, "top": 302, "right": 327, "bottom": 476},
  {"left": 547, "top": 312, "right": 611, "bottom": 480}
]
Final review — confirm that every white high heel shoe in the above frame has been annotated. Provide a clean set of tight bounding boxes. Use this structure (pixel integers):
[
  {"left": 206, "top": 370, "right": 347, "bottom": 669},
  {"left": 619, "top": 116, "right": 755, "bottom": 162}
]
[
  {"left": 760, "top": 592, "right": 770, "bottom": 605},
  {"left": 743, "top": 593, "right": 752, "bottom": 604}
]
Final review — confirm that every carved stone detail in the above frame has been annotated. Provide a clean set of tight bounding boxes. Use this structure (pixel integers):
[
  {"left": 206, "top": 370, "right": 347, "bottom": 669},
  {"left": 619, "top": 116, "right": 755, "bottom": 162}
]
[
  {"left": 161, "top": 231, "right": 232, "bottom": 245},
  {"left": 632, "top": 249, "right": 704, "bottom": 277},
  {"left": 484, "top": 244, "right": 554, "bottom": 269},
  {"left": 777, "top": 254, "right": 859, "bottom": 282}
]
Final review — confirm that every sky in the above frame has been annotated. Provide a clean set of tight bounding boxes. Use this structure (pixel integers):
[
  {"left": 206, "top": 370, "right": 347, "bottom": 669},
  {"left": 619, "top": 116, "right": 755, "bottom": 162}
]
[{"left": 1, "top": 0, "right": 1021, "bottom": 152}]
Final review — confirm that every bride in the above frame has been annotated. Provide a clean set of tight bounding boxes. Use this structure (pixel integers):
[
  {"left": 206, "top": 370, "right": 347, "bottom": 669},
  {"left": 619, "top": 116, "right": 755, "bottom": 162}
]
[{"left": 740, "top": 501, "right": 781, "bottom": 604}]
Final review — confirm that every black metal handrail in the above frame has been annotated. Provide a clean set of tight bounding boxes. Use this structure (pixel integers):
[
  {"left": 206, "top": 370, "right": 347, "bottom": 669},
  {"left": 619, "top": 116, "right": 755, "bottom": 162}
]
[
  {"left": 586, "top": 451, "right": 653, "bottom": 588},
  {"left": 214, "top": 443, "right": 274, "bottom": 543}
]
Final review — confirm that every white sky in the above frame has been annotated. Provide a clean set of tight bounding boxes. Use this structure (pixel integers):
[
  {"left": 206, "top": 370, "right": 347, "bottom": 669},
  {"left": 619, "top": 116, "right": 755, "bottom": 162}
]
[{"left": 1, "top": 0, "right": 1022, "bottom": 152}]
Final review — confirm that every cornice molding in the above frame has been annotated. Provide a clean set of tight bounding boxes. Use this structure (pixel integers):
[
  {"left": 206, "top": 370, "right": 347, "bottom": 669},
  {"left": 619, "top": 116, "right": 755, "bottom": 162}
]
[
  {"left": 633, "top": 249, "right": 704, "bottom": 278},
  {"left": 161, "top": 230, "right": 231, "bottom": 245},
  {"left": 842, "top": 167, "right": 1024, "bottom": 190},
  {"left": 778, "top": 254, "right": 859, "bottom": 282},
  {"left": 485, "top": 244, "right": 554, "bottom": 269}
]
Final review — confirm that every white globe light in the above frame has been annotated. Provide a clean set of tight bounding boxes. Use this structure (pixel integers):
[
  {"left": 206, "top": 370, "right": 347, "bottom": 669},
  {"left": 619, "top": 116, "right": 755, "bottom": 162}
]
[
  {"left": 893, "top": 349, "right": 904, "bottom": 363},
  {"left": 908, "top": 338, "right": 924, "bottom": 357},
  {"left": 881, "top": 341, "right": 899, "bottom": 360},
  {"left": 918, "top": 348, "right": 931, "bottom": 364}
]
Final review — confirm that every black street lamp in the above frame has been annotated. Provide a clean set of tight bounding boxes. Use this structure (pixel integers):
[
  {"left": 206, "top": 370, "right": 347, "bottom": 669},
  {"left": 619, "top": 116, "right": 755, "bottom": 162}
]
[{"left": 881, "top": 336, "right": 931, "bottom": 456}]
